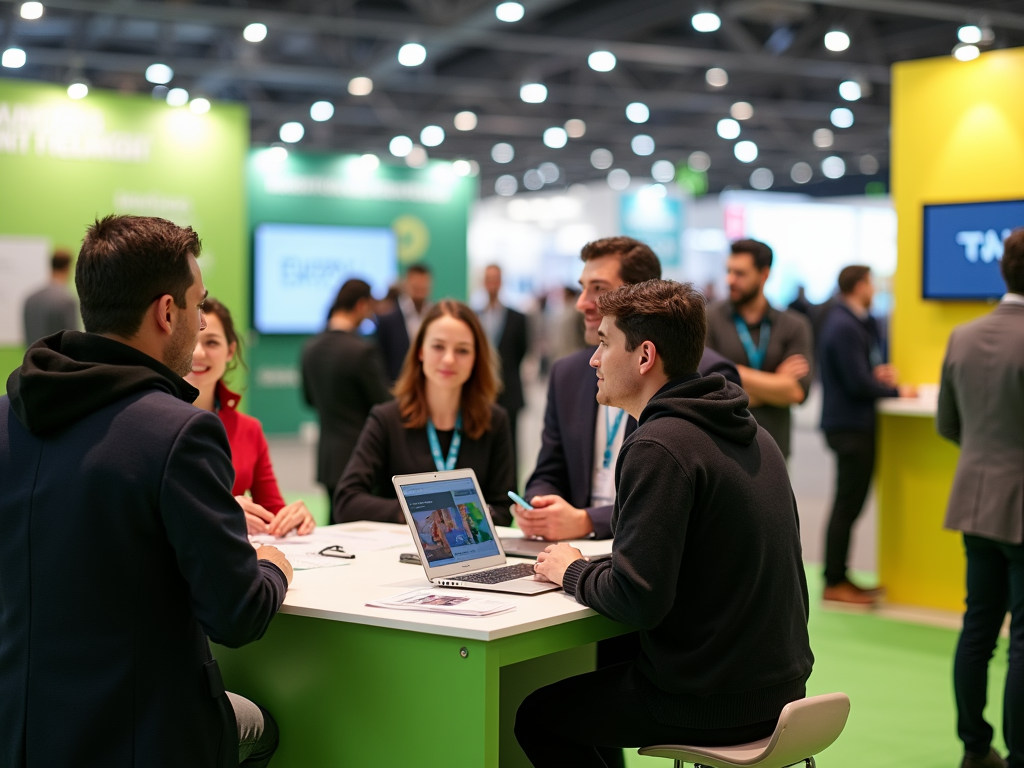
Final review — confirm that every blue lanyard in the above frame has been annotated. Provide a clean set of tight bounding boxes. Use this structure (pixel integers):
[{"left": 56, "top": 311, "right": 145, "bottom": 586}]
[
  {"left": 602, "top": 407, "right": 625, "bottom": 470},
  {"left": 733, "top": 315, "right": 771, "bottom": 371},
  {"left": 427, "top": 413, "right": 462, "bottom": 472}
]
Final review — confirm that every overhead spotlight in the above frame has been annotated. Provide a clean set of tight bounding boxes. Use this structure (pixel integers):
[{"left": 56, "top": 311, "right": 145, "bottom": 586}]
[
  {"left": 454, "top": 111, "right": 478, "bottom": 131},
  {"left": 357, "top": 153, "right": 380, "bottom": 171},
  {"left": 543, "top": 127, "right": 568, "bottom": 149},
  {"left": 717, "top": 118, "right": 740, "bottom": 140},
  {"left": 405, "top": 146, "right": 428, "bottom": 168},
  {"left": 692, "top": 12, "right": 722, "bottom": 32},
  {"left": 631, "top": 134, "right": 655, "bottom": 156},
  {"left": 2, "top": 48, "right": 27, "bottom": 69},
  {"left": 706, "top": 67, "right": 728, "bottom": 87},
  {"left": 420, "top": 125, "right": 445, "bottom": 147},
  {"left": 390, "top": 135, "right": 413, "bottom": 157},
  {"left": 309, "top": 101, "right": 334, "bottom": 122},
  {"left": 830, "top": 107, "right": 854, "bottom": 128},
  {"left": 495, "top": 2, "right": 525, "bottom": 23},
  {"left": 626, "top": 102, "right": 650, "bottom": 123},
  {"left": 730, "top": 102, "right": 753, "bottom": 120},
  {"left": 590, "top": 148, "right": 613, "bottom": 169},
  {"left": 538, "top": 162, "right": 560, "bottom": 183},
  {"left": 348, "top": 77, "right": 373, "bottom": 96},
  {"left": 838, "top": 80, "right": 861, "bottom": 101},
  {"left": 813, "top": 128, "right": 834, "bottom": 148},
  {"left": 491, "top": 142, "right": 515, "bottom": 163},
  {"left": 824, "top": 30, "right": 850, "bottom": 52},
  {"left": 790, "top": 162, "right": 812, "bottom": 184},
  {"left": 67, "top": 82, "right": 88, "bottom": 100},
  {"left": 523, "top": 169, "right": 544, "bottom": 191},
  {"left": 588, "top": 51, "right": 616, "bottom": 72},
  {"left": 734, "top": 140, "right": 758, "bottom": 163},
  {"left": 957, "top": 25, "right": 982, "bottom": 44},
  {"left": 452, "top": 159, "right": 472, "bottom": 177},
  {"left": 750, "top": 168, "right": 773, "bottom": 190},
  {"left": 145, "top": 63, "right": 173, "bottom": 85},
  {"left": 243, "top": 23, "right": 268, "bottom": 43},
  {"left": 564, "top": 118, "right": 586, "bottom": 138},
  {"left": 151, "top": 85, "right": 169, "bottom": 100},
  {"left": 520, "top": 83, "right": 547, "bottom": 103},
  {"left": 166, "top": 87, "right": 189, "bottom": 107},
  {"left": 859, "top": 154, "right": 880, "bottom": 175},
  {"left": 265, "top": 146, "right": 289, "bottom": 164},
  {"left": 821, "top": 155, "right": 846, "bottom": 179},
  {"left": 189, "top": 97, "right": 211, "bottom": 114},
  {"left": 20, "top": 2, "right": 43, "bottom": 19},
  {"left": 398, "top": 43, "right": 427, "bottom": 67},
  {"left": 495, "top": 174, "right": 518, "bottom": 196},
  {"left": 607, "top": 168, "right": 631, "bottom": 190},
  {"left": 651, "top": 159, "right": 676, "bottom": 183},
  {"left": 279, "top": 122, "right": 305, "bottom": 143},
  {"left": 688, "top": 151, "right": 711, "bottom": 172},
  {"left": 953, "top": 43, "right": 980, "bottom": 61}
]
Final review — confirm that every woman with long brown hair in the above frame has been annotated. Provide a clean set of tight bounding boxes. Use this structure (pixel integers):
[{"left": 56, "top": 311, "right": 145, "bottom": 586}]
[{"left": 333, "top": 299, "right": 514, "bottom": 525}]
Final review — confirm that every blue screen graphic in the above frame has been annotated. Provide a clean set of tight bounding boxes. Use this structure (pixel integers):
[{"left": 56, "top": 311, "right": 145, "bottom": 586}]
[
  {"left": 254, "top": 223, "right": 398, "bottom": 334},
  {"left": 923, "top": 200, "right": 1024, "bottom": 300}
]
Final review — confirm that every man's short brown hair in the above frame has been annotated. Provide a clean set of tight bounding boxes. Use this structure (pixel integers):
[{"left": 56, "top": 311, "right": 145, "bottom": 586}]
[
  {"left": 838, "top": 265, "right": 871, "bottom": 296},
  {"left": 1001, "top": 227, "right": 1024, "bottom": 294},
  {"left": 51, "top": 249, "right": 72, "bottom": 272},
  {"left": 597, "top": 279, "right": 707, "bottom": 379},
  {"left": 580, "top": 236, "right": 661, "bottom": 285}
]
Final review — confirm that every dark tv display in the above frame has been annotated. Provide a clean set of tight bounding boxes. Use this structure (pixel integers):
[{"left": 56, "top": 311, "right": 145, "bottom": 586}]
[
  {"left": 922, "top": 200, "right": 1023, "bottom": 300},
  {"left": 253, "top": 223, "right": 398, "bottom": 334}
]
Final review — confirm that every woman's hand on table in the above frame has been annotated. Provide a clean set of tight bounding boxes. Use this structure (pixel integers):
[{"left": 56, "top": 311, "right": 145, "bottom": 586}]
[
  {"left": 236, "top": 495, "right": 275, "bottom": 535},
  {"left": 267, "top": 500, "right": 316, "bottom": 538}
]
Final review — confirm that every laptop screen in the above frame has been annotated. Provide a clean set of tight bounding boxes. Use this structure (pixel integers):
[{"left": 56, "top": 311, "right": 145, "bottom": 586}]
[{"left": 397, "top": 476, "right": 501, "bottom": 568}]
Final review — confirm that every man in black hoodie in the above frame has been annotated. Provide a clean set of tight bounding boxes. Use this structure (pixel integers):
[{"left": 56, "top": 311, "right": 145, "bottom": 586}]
[
  {"left": 0, "top": 215, "right": 292, "bottom": 768},
  {"left": 516, "top": 280, "right": 813, "bottom": 766}
]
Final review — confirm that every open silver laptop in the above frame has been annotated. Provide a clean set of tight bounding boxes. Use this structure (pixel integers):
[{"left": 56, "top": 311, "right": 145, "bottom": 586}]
[{"left": 392, "top": 469, "right": 560, "bottom": 595}]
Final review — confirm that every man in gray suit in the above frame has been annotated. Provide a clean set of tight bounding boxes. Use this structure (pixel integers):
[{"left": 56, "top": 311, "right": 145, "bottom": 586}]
[
  {"left": 938, "top": 228, "right": 1024, "bottom": 768},
  {"left": 23, "top": 248, "right": 79, "bottom": 346}
]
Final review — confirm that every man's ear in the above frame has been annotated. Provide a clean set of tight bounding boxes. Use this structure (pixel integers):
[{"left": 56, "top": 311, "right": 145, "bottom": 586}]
[
  {"left": 637, "top": 341, "right": 659, "bottom": 376},
  {"left": 154, "top": 295, "right": 175, "bottom": 337}
]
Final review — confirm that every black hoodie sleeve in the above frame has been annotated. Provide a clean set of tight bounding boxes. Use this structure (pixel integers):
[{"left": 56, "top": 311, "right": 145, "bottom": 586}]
[
  {"left": 568, "top": 439, "right": 692, "bottom": 629},
  {"left": 159, "top": 410, "right": 287, "bottom": 648}
]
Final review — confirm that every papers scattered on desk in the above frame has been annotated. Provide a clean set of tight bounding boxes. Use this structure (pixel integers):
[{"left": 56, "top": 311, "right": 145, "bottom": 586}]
[
  {"left": 367, "top": 589, "right": 516, "bottom": 617},
  {"left": 250, "top": 525, "right": 412, "bottom": 569}
]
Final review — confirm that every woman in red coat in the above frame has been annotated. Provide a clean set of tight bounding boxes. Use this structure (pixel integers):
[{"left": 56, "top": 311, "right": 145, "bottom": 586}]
[{"left": 186, "top": 298, "right": 315, "bottom": 537}]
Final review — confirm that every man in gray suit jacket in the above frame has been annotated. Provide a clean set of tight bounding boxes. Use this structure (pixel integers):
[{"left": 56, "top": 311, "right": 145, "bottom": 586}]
[{"left": 938, "top": 228, "right": 1024, "bottom": 768}]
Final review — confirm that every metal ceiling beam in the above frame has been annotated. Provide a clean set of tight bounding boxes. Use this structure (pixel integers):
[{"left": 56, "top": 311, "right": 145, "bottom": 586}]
[{"left": 786, "top": 0, "right": 1024, "bottom": 30}]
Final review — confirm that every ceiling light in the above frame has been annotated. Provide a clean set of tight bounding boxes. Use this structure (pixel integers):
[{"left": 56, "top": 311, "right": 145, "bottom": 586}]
[
  {"left": 491, "top": 142, "right": 515, "bottom": 163},
  {"left": 454, "top": 111, "right": 477, "bottom": 131},
  {"left": 151, "top": 85, "right": 168, "bottom": 100},
  {"left": 398, "top": 43, "right": 427, "bottom": 67},
  {"left": 524, "top": 169, "right": 544, "bottom": 191},
  {"left": 631, "top": 134, "right": 655, "bottom": 156},
  {"left": 830, "top": 107, "right": 854, "bottom": 128},
  {"left": 859, "top": 154, "right": 880, "bottom": 175},
  {"left": 495, "top": 174, "right": 518, "bottom": 196},
  {"left": 265, "top": 146, "right": 288, "bottom": 163},
  {"left": 520, "top": 83, "right": 547, "bottom": 103},
  {"left": 310, "top": 101, "right": 334, "bottom": 122},
  {"left": 953, "top": 43, "right": 980, "bottom": 62},
  {"left": 706, "top": 67, "right": 728, "bottom": 87},
  {"left": 838, "top": 80, "right": 861, "bottom": 101},
  {"left": 543, "top": 127, "right": 568, "bottom": 149},
  {"left": 717, "top": 118, "right": 740, "bottom": 140},
  {"left": 279, "top": 122, "right": 304, "bottom": 143},
  {"left": 692, "top": 12, "right": 722, "bottom": 32},
  {"left": 405, "top": 146, "right": 428, "bottom": 168},
  {"left": 813, "top": 128, "right": 834, "bottom": 148},
  {"left": 626, "top": 102, "right": 650, "bottom": 123},
  {"left": 750, "top": 168, "right": 773, "bottom": 190},
  {"left": 565, "top": 118, "right": 586, "bottom": 138},
  {"left": 642, "top": 183, "right": 667, "bottom": 198},
  {"left": 390, "top": 135, "right": 413, "bottom": 157},
  {"left": 688, "top": 151, "right": 711, "bottom": 172},
  {"left": 348, "top": 77, "right": 373, "bottom": 96},
  {"left": 824, "top": 30, "right": 850, "bottom": 52},
  {"left": 591, "top": 148, "right": 613, "bottom": 169},
  {"left": 495, "top": 2, "right": 525, "bottom": 23},
  {"left": 67, "top": 82, "right": 88, "bottom": 100},
  {"left": 957, "top": 25, "right": 982, "bottom": 44},
  {"left": 730, "top": 102, "right": 754, "bottom": 120},
  {"left": 821, "top": 155, "right": 845, "bottom": 179},
  {"left": 791, "top": 162, "right": 812, "bottom": 184},
  {"left": 2, "top": 48, "right": 26, "bottom": 69},
  {"left": 357, "top": 153, "right": 380, "bottom": 171},
  {"left": 189, "top": 97, "right": 211, "bottom": 114},
  {"left": 607, "top": 168, "right": 631, "bottom": 190},
  {"left": 243, "top": 23, "right": 268, "bottom": 43},
  {"left": 420, "top": 125, "right": 445, "bottom": 147},
  {"left": 651, "top": 160, "right": 675, "bottom": 183},
  {"left": 166, "top": 88, "right": 189, "bottom": 107},
  {"left": 538, "top": 162, "right": 559, "bottom": 183},
  {"left": 588, "top": 51, "right": 616, "bottom": 72},
  {"left": 20, "top": 2, "right": 43, "bottom": 20},
  {"left": 452, "top": 160, "right": 473, "bottom": 177},
  {"left": 734, "top": 141, "right": 758, "bottom": 163},
  {"left": 145, "top": 63, "right": 173, "bottom": 85}
]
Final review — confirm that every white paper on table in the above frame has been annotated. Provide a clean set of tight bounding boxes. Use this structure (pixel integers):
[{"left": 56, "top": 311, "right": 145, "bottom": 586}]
[
  {"left": 251, "top": 526, "right": 411, "bottom": 554},
  {"left": 366, "top": 589, "right": 515, "bottom": 617}
]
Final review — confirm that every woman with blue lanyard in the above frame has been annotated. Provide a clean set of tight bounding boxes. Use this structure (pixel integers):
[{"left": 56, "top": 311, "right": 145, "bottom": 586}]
[{"left": 332, "top": 299, "right": 515, "bottom": 525}]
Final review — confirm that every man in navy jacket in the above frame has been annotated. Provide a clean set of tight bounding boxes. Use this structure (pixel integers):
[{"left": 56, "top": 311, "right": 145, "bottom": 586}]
[{"left": 0, "top": 215, "right": 292, "bottom": 768}]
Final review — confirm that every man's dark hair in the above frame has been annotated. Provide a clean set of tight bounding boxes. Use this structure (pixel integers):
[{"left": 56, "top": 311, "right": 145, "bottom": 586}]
[
  {"left": 837, "top": 265, "right": 871, "bottom": 295},
  {"left": 597, "top": 279, "right": 707, "bottom": 379},
  {"left": 580, "top": 236, "right": 661, "bottom": 285},
  {"left": 330, "top": 279, "right": 373, "bottom": 314},
  {"left": 51, "top": 249, "right": 72, "bottom": 272},
  {"left": 730, "top": 239, "right": 773, "bottom": 271},
  {"left": 76, "top": 215, "right": 201, "bottom": 337},
  {"left": 406, "top": 263, "right": 431, "bottom": 277},
  {"left": 1001, "top": 227, "right": 1024, "bottom": 294}
]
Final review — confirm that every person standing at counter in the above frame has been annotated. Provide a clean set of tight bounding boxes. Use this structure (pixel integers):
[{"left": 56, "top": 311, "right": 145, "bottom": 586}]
[
  {"left": 937, "top": 229, "right": 1024, "bottom": 768},
  {"left": 819, "top": 265, "right": 913, "bottom": 606},
  {"left": 333, "top": 299, "right": 515, "bottom": 525},
  {"left": 376, "top": 263, "right": 433, "bottom": 383}
]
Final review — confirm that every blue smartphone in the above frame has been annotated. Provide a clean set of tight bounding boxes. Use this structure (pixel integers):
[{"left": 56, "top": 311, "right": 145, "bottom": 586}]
[{"left": 507, "top": 491, "right": 534, "bottom": 510}]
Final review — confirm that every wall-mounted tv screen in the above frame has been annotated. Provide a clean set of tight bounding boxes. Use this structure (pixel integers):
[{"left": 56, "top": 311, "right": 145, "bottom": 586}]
[
  {"left": 253, "top": 223, "right": 398, "bottom": 334},
  {"left": 923, "top": 200, "right": 1023, "bottom": 300}
]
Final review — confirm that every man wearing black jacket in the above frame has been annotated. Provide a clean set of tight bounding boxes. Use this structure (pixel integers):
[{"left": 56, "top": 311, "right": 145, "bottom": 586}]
[
  {"left": 517, "top": 280, "right": 813, "bottom": 766},
  {"left": 0, "top": 215, "right": 292, "bottom": 768}
]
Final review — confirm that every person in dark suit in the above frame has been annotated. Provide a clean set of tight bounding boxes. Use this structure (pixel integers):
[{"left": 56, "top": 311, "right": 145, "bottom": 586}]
[
  {"left": 0, "top": 215, "right": 292, "bottom": 768},
  {"left": 479, "top": 264, "right": 529, "bottom": 472},
  {"left": 302, "top": 279, "right": 393, "bottom": 499},
  {"left": 334, "top": 299, "right": 515, "bottom": 526},
  {"left": 938, "top": 229, "right": 1024, "bottom": 768},
  {"left": 376, "top": 263, "right": 432, "bottom": 382}
]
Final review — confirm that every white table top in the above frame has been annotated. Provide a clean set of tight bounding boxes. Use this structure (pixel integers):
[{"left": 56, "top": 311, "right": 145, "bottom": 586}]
[
  {"left": 271, "top": 522, "right": 615, "bottom": 642},
  {"left": 877, "top": 396, "right": 938, "bottom": 417}
]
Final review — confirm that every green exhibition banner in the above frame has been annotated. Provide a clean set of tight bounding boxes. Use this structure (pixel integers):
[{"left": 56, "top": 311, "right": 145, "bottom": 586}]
[
  {"left": 0, "top": 77, "right": 248, "bottom": 382},
  {"left": 247, "top": 149, "right": 476, "bottom": 434}
]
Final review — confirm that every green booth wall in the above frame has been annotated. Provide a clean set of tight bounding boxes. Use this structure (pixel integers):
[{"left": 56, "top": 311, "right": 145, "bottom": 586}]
[{"left": 246, "top": 149, "right": 476, "bottom": 434}]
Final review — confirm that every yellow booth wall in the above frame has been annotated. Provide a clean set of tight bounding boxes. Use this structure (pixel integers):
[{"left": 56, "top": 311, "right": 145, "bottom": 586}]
[{"left": 881, "top": 48, "right": 1024, "bottom": 611}]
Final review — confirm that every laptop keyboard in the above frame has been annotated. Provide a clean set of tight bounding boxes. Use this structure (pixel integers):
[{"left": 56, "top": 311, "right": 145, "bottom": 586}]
[{"left": 452, "top": 563, "right": 537, "bottom": 584}]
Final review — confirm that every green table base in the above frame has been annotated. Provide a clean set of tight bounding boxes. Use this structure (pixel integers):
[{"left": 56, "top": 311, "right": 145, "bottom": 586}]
[{"left": 214, "top": 612, "right": 630, "bottom": 767}]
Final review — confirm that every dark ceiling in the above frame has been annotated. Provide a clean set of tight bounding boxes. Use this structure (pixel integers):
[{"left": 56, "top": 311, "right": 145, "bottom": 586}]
[{"left": 2, "top": 0, "right": 1024, "bottom": 195}]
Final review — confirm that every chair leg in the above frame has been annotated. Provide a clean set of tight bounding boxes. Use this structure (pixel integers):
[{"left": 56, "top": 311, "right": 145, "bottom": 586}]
[{"left": 806, "top": 758, "right": 816, "bottom": 767}]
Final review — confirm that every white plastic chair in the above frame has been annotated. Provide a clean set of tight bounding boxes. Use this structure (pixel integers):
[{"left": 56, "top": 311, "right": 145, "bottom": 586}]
[{"left": 638, "top": 693, "right": 850, "bottom": 768}]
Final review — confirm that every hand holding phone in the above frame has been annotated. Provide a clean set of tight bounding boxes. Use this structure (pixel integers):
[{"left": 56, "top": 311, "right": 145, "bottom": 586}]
[{"left": 508, "top": 491, "right": 534, "bottom": 510}]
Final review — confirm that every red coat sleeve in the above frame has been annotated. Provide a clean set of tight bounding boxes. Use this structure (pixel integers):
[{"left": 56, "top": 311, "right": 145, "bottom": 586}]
[{"left": 248, "top": 426, "right": 286, "bottom": 514}]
